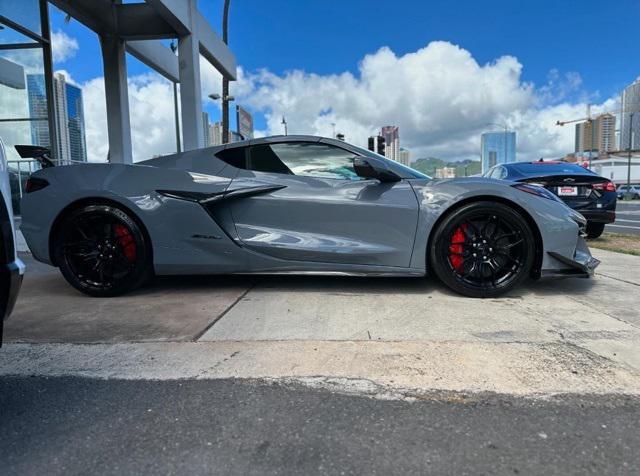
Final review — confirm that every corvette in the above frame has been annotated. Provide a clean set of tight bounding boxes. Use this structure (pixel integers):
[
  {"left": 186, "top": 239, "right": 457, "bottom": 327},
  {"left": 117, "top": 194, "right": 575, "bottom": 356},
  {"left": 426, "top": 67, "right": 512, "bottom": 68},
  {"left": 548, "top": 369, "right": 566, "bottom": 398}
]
[{"left": 19, "top": 135, "right": 599, "bottom": 298}]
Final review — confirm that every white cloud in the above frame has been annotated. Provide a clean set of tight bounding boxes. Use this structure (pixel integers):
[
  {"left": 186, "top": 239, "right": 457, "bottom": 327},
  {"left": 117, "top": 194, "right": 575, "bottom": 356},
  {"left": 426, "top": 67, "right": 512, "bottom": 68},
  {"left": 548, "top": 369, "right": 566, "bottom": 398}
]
[
  {"left": 74, "top": 41, "right": 615, "bottom": 164},
  {"left": 234, "top": 41, "right": 614, "bottom": 161},
  {"left": 51, "top": 30, "right": 79, "bottom": 64},
  {"left": 81, "top": 73, "right": 178, "bottom": 162}
]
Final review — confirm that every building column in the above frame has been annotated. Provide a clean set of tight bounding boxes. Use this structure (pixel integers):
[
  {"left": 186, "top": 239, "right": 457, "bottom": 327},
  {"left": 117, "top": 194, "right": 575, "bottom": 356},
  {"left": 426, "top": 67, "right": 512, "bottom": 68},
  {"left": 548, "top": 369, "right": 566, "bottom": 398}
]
[
  {"left": 178, "top": 22, "right": 204, "bottom": 150},
  {"left": 100, "top": 35, "right": 133, "bottom": 164}
]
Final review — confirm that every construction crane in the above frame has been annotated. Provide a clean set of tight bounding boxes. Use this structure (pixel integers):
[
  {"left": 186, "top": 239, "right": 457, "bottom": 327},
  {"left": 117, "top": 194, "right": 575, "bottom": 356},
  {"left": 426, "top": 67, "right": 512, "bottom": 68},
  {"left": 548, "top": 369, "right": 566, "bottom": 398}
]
[
  {"left": 556, "top": 104, "right": 623, "bottom": 127},
  {"left": 556, "top": 104, "right": 593, "bottom": 127},
  {"left": 556, "top": 104, "right": 625, "bottom": 168}
]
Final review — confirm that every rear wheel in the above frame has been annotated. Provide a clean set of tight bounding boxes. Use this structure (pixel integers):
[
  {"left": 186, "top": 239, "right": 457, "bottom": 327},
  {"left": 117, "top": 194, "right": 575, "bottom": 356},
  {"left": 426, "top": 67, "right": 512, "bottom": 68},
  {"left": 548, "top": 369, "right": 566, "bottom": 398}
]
[
  {"left": 430, "top": 201, "right": 535, "bottom": 298},
  {"left": 53, "top": 204, "right": 151, "bottom": 296},
  {"left": 586, "top": 222, "right": 605, "bottom": 239}
]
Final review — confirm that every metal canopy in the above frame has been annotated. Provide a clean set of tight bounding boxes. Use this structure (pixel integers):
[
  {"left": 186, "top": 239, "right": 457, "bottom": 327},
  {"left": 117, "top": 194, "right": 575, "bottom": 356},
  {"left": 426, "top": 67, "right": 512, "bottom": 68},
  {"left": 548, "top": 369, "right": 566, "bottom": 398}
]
[
  {"left": 49, "top": 0, "right": 236, "bottom": 82},
  {"left": 46, "top": 0, "right": 237, "bottom": 162}
]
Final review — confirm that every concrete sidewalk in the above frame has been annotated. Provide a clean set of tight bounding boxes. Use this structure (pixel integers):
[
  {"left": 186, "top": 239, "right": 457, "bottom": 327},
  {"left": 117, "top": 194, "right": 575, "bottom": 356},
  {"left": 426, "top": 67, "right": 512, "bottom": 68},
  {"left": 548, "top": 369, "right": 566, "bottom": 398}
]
[{"left": 2, "top": 249, "right": 640, "bottom": 398}]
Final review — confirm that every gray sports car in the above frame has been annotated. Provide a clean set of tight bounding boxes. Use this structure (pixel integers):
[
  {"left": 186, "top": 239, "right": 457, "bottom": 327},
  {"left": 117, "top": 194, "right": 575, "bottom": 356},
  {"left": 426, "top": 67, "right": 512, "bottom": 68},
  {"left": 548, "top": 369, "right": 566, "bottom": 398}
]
[{"left": 18, "top": 136, "right": 599, "bottom": 298}]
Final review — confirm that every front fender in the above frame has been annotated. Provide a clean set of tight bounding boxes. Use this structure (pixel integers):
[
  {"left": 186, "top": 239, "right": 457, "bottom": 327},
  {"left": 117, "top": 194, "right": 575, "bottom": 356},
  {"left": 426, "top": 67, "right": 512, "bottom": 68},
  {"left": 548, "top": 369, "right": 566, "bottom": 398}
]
[{"left": 409, "top": 178, "right": 582, "bottom": 273}]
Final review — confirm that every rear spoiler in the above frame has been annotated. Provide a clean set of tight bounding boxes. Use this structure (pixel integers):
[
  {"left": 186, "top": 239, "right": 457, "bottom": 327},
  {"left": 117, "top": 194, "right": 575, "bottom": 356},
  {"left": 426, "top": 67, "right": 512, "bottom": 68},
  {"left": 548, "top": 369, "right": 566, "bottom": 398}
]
[{"left": 14, "top": 145, "right": 55, "bottom": 168}]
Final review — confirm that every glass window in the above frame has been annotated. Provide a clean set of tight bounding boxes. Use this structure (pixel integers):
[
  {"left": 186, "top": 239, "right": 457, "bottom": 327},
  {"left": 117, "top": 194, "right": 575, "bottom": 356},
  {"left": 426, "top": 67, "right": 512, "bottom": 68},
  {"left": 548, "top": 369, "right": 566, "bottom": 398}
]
[
  {"left": 0, "top": 0, "right": 43, "bottom": 37},
  {"left": 0, "top": 48, "right": 49, "bottom": 161},
  {"left": 215, "top": 146, "right": 247, "bottom": 169},
  {"left": 249, "top": 142, "right": 362, "bottom": 180},
  {"left": 510, "top": 163, "right": 596, "bottom": 175},
  {"left": 494, "top": 166, "right": 508, "bottom": 179}
]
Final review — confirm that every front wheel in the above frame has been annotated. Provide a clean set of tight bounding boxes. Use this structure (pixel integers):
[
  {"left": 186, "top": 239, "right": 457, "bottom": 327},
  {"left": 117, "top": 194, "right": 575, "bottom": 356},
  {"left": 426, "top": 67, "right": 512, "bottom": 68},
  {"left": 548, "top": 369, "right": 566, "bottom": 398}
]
[
  {"left": 429, "top": 201, "right": 535, "bottom": 298},
  {"left": 585, "top": 222, "right": 605, "bottom": 239},
  {"left": 53, "top": 204, "right": 151, "bottom": 297}
]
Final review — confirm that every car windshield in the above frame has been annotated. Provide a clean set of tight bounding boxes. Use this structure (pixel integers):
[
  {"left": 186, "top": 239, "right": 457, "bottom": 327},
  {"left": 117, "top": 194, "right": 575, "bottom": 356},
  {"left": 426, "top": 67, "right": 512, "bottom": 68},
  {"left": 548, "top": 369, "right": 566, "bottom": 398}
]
[
  {"left": 510, "top": 163, "right": 595, "bottom": 175},
  {"left": 348, "top": 144, "right": 431, "bottom": 179}
]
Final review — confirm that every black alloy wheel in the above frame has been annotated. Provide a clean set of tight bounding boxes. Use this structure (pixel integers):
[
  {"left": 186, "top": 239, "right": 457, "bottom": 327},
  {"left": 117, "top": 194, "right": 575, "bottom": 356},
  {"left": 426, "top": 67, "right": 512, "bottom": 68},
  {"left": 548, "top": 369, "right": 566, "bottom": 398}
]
[
  {"left": 430, "top": 201, "right": 535, "bottom": 298},
  {"left": 53, "top": 204, "right": 151, "bottom": 297}
]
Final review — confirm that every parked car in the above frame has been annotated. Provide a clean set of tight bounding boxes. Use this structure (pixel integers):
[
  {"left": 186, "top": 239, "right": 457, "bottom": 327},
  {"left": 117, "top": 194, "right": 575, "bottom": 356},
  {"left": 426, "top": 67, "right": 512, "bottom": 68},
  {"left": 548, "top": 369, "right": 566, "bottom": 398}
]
[
  {"left": 617, "top": 185, "right": 640, "bottom": 200},
  {"left": 484, "top": 161, "right": 616, "bottom": 238},
  {"left": 18, "top": 137, "right": 598, "bottom": 299},
  {"left": 0, "top": 139, "right": 25, "bottom": 344}
]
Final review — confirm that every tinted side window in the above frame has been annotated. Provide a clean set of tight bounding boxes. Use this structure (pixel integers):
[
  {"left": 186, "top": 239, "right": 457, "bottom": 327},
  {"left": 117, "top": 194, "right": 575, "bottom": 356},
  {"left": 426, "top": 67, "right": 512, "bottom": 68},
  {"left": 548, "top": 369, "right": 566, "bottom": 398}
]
[
  {"left": 261, "top": 142, "right": 361, "bottom": 180},
  {"left": 249, "top": 144, "right": 292, "bottom": 174},
  {"left": 215, "top": 147, "right": 248, "bottom": 169}
]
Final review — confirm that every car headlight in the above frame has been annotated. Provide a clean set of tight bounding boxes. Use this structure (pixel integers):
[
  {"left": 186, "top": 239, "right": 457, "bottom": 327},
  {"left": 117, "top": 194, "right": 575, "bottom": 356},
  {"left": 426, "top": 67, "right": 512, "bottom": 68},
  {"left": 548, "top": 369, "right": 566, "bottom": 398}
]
[{"left": 512, "top": 183, "right": 563, "bottom": 203}]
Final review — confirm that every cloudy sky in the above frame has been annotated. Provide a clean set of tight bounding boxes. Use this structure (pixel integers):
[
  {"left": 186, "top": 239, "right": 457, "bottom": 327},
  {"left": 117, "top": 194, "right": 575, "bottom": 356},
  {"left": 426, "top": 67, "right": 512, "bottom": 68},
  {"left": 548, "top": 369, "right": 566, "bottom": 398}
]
[{"left": 7, "top": 0, "right": 639, "bottom": 163}]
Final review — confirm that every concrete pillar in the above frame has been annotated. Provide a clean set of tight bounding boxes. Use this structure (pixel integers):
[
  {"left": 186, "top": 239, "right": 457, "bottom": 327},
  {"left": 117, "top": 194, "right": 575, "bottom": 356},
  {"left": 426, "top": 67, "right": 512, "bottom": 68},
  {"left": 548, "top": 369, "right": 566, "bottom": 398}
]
[
  {"left": 100, "top": 35, "right": 133, "bottom": 164},
  {"left": 177, "top": 2, "right": 204, "bottom": 151}
]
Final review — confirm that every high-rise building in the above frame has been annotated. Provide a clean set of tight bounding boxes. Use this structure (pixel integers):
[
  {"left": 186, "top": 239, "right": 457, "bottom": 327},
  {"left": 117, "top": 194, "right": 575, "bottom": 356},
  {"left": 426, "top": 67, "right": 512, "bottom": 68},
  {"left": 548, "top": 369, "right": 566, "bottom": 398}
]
[
  {"left": 26, "top": 74, "right": 50, "bottom": 149},
  {"left": 381, "top": 126, "right": 399, "bottom": 162},
  {"left": 575, "top": 113, "right": 616, "bottom": 154},
  {"left": 367, "top": 135, "right": 385, "bottom": 155},
  {"left": 621, "top": 78, "right": 640, "bottom": 151},
  {"left": 480, "top": 131, "right": 516, "bottom": 172},
  {"left": 209, "top": 121, "right": 223, "bottom": 146},
  {"left": 66, "top": 81, "right": 87, "bottom": 162},
  {"left": 398, "top": 148, "right": 410, "bottom": 166},
  {"left": 27, "top": 72, "right": 87, "bottom": 162},
  {"left": 202, "top": 111, "right": 210, "bottom": 146}
]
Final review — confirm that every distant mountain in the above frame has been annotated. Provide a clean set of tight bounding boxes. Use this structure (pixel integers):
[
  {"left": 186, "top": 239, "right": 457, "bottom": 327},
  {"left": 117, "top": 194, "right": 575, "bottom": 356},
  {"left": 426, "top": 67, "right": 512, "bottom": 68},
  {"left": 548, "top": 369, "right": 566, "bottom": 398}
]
[{"left": 411, "top": 157, "right": 481, "bottom": 177}]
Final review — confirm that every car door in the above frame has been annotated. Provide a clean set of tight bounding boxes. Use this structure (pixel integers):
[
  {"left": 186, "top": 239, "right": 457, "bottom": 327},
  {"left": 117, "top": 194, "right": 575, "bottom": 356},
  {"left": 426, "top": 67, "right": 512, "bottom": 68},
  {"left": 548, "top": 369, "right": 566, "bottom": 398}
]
[{"left": 227, "top": 140, "right": 419, "bottom": 268}]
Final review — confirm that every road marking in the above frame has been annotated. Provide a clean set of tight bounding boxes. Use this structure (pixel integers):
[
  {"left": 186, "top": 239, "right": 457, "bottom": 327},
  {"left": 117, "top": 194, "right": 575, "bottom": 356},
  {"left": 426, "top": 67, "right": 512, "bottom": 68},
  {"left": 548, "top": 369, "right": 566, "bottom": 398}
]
[
  {"left": 607, "top": 224, "right": 640, "bottom": 230},
  {"left": 614, "top": 219, "right": 640, "bottom": 224}
]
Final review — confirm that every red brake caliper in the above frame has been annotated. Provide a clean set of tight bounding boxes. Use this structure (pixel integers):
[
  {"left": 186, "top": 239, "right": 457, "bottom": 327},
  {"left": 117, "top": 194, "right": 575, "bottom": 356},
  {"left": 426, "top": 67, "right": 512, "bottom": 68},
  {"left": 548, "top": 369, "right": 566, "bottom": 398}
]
[
  {"left": 114, "top": 225, "right": 136, "bottom": 262},
  {"left": 448, "top": 224, "right": 467, "bottom": 272}
]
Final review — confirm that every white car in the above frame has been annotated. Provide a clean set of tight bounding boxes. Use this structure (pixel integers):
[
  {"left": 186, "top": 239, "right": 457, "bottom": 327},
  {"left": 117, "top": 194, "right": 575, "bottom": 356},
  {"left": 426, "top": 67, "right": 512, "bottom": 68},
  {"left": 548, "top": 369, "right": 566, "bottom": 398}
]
[
  {"left": 617, "top": 185, "right": 640, "bottom": 200},
  {"left": 0, "top": 138, "right": 25, "bottom": 343}
]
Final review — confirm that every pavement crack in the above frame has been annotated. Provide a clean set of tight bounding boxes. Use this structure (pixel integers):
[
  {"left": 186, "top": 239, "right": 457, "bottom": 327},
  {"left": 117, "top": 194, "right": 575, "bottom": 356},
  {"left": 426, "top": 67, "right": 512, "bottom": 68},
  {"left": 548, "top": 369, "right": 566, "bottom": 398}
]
[
  {"left": 596, "top": 272, "right": 640, "bottom": 288},
  {"left": 564, "top": 294, "right": 640, "bottom": 330},
  {"left": 192, "top": 279, "right": 261, "bottom": 342}
]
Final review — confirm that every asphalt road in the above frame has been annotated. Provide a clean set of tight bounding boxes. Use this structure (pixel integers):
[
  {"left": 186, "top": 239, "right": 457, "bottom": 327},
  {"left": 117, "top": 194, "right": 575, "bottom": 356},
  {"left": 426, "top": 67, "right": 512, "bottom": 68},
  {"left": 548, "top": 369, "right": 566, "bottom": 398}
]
[
  {"left": 1, "top": 377, "right": 639, "bottom": 475},
  {"left": 608, "top": 200, "right": 640, "bottom": 235}
]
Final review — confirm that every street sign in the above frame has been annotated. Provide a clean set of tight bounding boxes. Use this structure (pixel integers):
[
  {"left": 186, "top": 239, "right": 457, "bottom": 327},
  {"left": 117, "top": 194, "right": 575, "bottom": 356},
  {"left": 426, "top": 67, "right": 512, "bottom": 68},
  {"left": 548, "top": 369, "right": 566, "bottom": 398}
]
[{"left": 236, "top": 105, "right": 254, "bottom": 140}]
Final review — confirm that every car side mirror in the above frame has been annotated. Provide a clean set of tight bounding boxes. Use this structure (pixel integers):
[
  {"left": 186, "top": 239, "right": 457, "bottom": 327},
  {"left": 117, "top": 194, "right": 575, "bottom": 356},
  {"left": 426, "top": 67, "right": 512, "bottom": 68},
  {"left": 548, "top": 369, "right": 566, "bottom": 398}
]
[{"left": 353, "top": 157, "right": 401, "bottom": 183}]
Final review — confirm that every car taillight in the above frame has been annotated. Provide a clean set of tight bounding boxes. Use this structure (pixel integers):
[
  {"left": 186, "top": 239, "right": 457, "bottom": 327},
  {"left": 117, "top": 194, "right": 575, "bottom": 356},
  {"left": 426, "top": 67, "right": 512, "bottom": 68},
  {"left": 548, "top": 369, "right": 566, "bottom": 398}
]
[
  {"left": 24, "top": 177, "right": 49, "bottom": 193},
  {"left": 592, "top": 181, "right": 616, "bottom": 192}
]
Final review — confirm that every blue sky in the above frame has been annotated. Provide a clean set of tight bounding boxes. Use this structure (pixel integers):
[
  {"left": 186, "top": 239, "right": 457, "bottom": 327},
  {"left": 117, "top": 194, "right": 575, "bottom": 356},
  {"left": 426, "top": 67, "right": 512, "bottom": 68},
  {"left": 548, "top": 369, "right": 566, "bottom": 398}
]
[
  {"left": 51, "top": 0, "right": 640, "bottom": 101},
  {"left": 199, "top": 0, "right": 638, "bottom": 101},
  {"left": 42, "top": 0, "right": 640, "bottom": 161}
]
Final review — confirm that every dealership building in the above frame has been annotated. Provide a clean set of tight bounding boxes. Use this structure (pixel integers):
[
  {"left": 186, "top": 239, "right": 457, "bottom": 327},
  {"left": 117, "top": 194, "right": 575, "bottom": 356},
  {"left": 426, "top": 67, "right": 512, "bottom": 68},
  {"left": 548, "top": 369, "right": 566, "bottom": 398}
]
[{"left": 0, "top": 0, "right": 237, "bottom": 166}]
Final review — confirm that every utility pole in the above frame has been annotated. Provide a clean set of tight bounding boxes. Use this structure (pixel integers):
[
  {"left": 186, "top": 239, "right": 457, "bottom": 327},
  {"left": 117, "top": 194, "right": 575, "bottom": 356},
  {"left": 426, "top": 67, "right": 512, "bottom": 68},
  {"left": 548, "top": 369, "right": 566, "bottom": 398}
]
[
  {"left": 221, "top": 0, "right": 231, "bottom": 143},
  {"left": 503, "top": 125, "right": 508, "bottom": 164},
  {"left": 281, "top": 116, "right": 288, "bottom": 136},
  {"left": 626, "top": 112, "right": 634, "bottom": 200},
  {"left": 588, "top": 117, "right": 596, "bottom": 170},
  {"left": 170, "top": 41, "right": 180, "bottom": 152}
]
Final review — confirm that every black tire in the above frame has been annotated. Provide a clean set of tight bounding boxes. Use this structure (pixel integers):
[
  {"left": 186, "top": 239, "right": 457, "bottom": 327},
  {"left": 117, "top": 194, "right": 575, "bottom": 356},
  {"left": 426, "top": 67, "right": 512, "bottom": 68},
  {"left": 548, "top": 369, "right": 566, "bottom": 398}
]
[
  {"left": 53, "top": 204, "right": 151, "bottom": 297},
  {"left": 585, "top": 222, "right": 605, "bottom": 239},
  {"left": 429, "top": 201, "right": 535, "bottom": 298}
]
